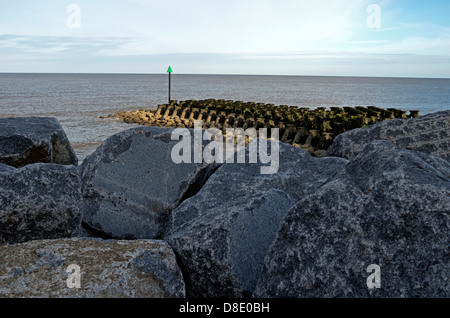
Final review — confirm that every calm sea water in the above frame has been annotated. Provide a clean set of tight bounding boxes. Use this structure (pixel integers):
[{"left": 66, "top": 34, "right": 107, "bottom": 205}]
[{"left": 0, "top": 73, "right": 449, "bottom": 162}]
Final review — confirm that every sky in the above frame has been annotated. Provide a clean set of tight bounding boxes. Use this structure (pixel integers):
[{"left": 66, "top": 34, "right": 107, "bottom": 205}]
[{"left": 1, "top": 0, "right": 449, "bottom": 77}]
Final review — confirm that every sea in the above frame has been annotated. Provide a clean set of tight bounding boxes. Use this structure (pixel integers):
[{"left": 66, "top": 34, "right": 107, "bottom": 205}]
[{"left": 0, "top": 73, "right": 449, "bottom": 162}]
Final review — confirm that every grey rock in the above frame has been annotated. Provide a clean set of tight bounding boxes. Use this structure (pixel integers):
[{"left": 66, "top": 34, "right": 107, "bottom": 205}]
[
  {"left": 80, "top": 126, "right": 219, "bottom": 240},
  {"left": 0, "top": 238, "right": 185, "bottom": 298},
  {"left": 164, "top": 139, "right": 348, "bottom": 298},
  {"left": 0, "top": 163, "right": 14, "bottom": 173},
  {"left": 327, "top": 110, "right": 450, "bottom": 161},
  {"left": 0, "top": 117, "right": 78, "bottom": 167},
  {"left": 0, "top": 163, "right": 82, "bottom": 245},
  {"left": 254, "top": 141, "right": 450, "bottom": 298}
]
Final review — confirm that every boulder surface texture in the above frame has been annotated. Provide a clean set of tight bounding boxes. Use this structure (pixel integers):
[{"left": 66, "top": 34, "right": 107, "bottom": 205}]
[
  {"left": 327, "top": 110, "right": 450, "bottom": 161},
  {"left": 0, "top": 238, "right": 185, "bottom": 298},
  {"left": 80, "top": 127, "right": 219, "bottom": 240},
  {"left": 254, "top": 141, "right": 450, "bottom": 298},
  {"left": 0, "top": 117, "right": 78, "bottom": 167},
  {"left": 0, "top": 163, "right": 82, "bottom": 245}
]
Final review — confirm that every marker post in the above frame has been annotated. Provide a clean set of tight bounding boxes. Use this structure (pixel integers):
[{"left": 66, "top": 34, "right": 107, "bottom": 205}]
[{"left": 167, "top": 66, "right": 173, "bottom": 104}]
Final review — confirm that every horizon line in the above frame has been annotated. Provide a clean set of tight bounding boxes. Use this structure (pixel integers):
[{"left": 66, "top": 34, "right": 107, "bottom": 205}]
[{"left": 1, "top": 72, "right": 449, "bottom": 80}]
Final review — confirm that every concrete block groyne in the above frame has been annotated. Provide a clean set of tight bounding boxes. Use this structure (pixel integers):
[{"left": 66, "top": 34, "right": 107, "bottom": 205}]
[{"left": 113, "top": 99, "right": 420, "bottom": 157}]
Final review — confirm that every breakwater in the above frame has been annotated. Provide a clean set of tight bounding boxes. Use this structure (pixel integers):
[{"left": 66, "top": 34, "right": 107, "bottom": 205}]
[{"left": 113, "top": 99, "right": 420, "bottom": 157}]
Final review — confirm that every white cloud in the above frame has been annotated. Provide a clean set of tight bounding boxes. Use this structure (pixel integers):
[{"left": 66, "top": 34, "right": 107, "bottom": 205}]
[{"left": 84, "top": 0, "right": 372, "bottom": 55}]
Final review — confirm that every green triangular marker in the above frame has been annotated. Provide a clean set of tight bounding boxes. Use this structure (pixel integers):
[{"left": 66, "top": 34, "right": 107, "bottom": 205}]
[{"left": 167, "top": 66, "right": 173, "bottom": 73}]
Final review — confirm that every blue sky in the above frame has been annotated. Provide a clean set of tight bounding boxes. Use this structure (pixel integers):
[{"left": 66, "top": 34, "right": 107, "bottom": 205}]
[{"left": 1, "top": 0, "right": 449, "bottom": 77}]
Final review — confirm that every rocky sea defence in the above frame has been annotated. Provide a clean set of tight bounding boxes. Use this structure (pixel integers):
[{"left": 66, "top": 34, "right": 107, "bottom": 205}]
[{"left": 0, "top": 105, "right": 448, "bottom": 298}]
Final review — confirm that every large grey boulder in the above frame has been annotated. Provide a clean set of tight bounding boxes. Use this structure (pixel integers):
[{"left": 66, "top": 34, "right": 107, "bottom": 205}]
[
  {"left": 254, "top": 141, "right": 450, "bottom": 298},
  {"left": 0, "top": 117, "right": 78, "bottom": 167},
  {"left": 164, "top": 140, "right": 348, "bottom": 298},
  {"left": 327, "top": 110, "right": 450, "bottom": 161},
  {"left": 0, "top": 163, "right": 82, "bottom": 245},
  {"left": 80, "top": 126, "right": 219, "bottom": 240},
  {"left": 0, "top": 238, "right": 185, "bottom": 298}
]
